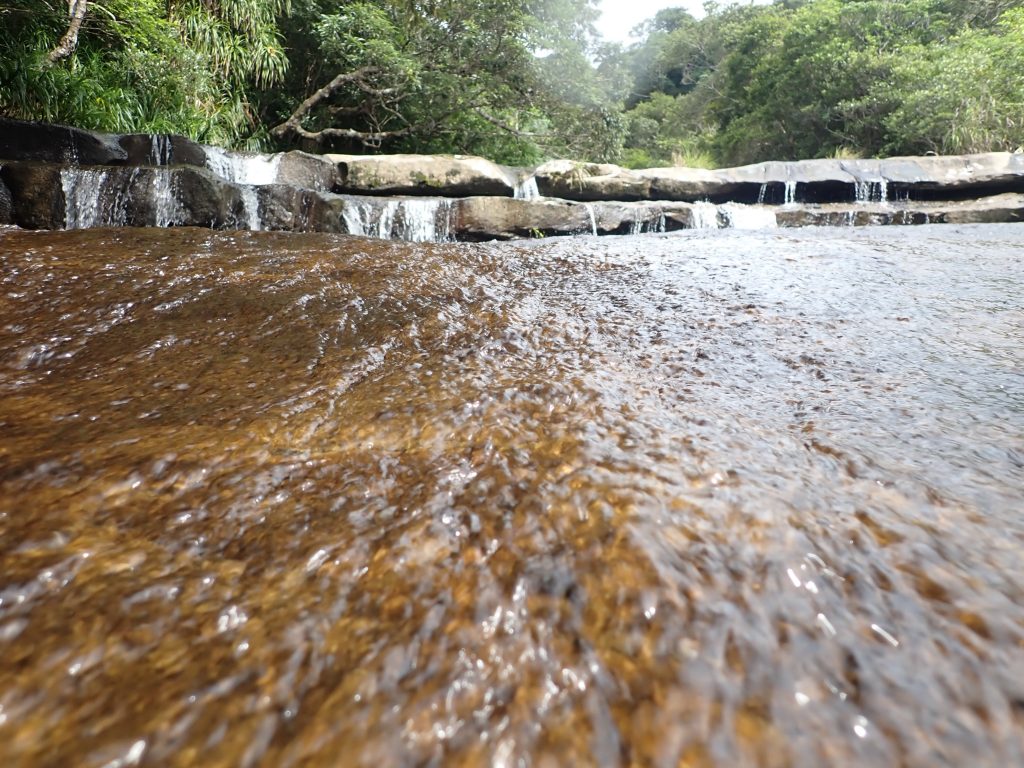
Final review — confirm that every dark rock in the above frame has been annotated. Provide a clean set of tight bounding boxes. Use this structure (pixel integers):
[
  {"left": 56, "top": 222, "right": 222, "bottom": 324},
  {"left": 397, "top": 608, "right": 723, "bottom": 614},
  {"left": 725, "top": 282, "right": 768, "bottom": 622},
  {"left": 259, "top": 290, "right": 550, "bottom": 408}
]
[
  {"left": 0, "top": 163, "right": 65, "bottom": 229},
  {"left": 256, "top": 185, "right": 346, "bottom": 233},
  {"left": 118, "top": 133, "right": 208, "bottom": 167},
  {"left": 0, "top": 170, "right": 13, "bottom": 225},
  {"left": 0, "top": 118, "right": 127, "bottom": 165}
]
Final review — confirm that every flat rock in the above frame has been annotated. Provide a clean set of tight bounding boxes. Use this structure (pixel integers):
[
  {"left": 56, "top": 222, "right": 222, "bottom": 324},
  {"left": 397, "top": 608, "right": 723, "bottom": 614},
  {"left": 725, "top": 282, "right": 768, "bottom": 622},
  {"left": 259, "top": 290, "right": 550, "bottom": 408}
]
[{"left": 329, "top": 154, "right": 515, "bottom": 197}]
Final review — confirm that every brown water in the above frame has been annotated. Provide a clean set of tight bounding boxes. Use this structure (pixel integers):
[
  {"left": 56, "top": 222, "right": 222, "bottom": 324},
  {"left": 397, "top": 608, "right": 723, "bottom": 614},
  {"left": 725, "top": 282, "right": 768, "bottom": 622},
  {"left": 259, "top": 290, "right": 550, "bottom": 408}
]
[{"left": 1, "top": 225, "right": 1022, "bottom": 767}]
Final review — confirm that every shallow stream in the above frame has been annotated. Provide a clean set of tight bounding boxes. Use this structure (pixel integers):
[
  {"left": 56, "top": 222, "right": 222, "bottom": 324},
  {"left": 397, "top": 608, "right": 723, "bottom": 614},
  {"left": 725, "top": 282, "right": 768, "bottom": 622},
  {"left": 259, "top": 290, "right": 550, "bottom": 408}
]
[{"left": 1, "top": 225, "right": 1022, "bottom": 766}]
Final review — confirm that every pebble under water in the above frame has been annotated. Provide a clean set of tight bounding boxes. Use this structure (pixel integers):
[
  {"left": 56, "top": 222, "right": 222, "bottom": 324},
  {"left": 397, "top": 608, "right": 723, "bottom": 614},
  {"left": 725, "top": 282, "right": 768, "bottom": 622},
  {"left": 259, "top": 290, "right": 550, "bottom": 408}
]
[{"left": 0, "top": 225, "right": 1022, "bottom": 767}]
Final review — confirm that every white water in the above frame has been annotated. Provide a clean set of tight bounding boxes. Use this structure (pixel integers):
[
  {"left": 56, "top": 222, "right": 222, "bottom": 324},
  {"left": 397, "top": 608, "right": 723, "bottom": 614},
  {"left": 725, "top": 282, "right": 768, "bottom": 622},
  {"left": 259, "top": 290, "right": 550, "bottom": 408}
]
[
  {"left": 630, "top": 209, "right": 667, "bottom": 235},
  {"left": 720, "top": 203, "right": 778, "bottom": 230},
  {"left": 690, "top": 201, "right": 721, "bottom": 230},
  {"left": 150, "top": 135, "right": 173, "bottom": 166},
  {"left": 784, "top": 181, "right": 798, "bottom": 205},
  {"left": 204, "top": 147, "right": 281, "bottom": 185},
  {"left": 757, "top": 184, "right": 768, "bottom": 204},
  {"left": 584, "top": 204, "right": 598, "bottom": 236},
  {"left": 239, "top": 186, "right": 262, "bottom": 231},
  {"left": 153, "top": 170, "right": 179, "bottom": 227},
  {"left": 855, "top": 179, "right": 890, "bottom": 204},
  {"left": 514, "top": 176, "right": 540, "bottom": 200},
  {"left": 341, "top": 198, "right": 455, "bottom": 242},
  {"left": 61, "top": 169, "right": 107, "bottom": 229},
  {"left": 401, "top": 199, "right": 455, "bottom": 242}
]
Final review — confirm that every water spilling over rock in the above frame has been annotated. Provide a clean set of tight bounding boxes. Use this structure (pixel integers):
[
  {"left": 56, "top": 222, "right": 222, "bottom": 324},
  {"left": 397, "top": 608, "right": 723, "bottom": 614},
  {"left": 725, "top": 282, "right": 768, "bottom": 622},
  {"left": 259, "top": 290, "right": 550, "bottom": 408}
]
[
  {"left": 2, "top": 118, "right": 1023, "bottom": 240},
  {"left": 1, "top": 225, "right": 1022, "bottom": 766}
]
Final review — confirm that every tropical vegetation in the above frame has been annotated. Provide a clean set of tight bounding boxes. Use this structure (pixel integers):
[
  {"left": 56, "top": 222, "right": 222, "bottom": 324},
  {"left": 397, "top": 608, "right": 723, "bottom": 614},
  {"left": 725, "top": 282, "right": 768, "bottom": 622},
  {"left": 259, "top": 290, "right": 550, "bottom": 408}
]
[{"left": 1, "top": 0, "right": 1022, "bottom": 165}]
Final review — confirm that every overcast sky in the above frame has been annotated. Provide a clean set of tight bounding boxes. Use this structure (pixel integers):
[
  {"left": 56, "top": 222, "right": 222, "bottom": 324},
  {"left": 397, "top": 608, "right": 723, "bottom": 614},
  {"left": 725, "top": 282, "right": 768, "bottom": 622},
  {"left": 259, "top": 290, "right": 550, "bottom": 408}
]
[{"left": 595, "top": 1, "right": 767, "bottom": 45}]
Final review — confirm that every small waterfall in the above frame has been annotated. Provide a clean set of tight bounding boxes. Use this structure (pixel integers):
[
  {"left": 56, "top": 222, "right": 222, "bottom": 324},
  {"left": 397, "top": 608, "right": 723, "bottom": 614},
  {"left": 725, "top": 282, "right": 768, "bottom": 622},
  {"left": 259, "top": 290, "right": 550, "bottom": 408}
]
[
  {"left": 341, "top": 199, "right": 374, "bottom": 237},
  {"left": 514, "top": 176, "right": 540, "bottom": 200},
  {"left": 855, "top": 180, "right": 889, "bottom": 204},
  {"left": 630, "top": 209, "right": 667, "bottom": 235},
  {"left": 239, "top": 186, "right": 262, "bottom": 231},
  {"left": 204, "top": 147, "right": 281, "bottom": 185},
  {"left": 153, "top": 169, "right": 180, "bottom": 228},
  {"left": 61, "top": 169, "right": 108, "bottom": 229},
  {"left": 720, "top": 203, "right": 778, "bottom": 230},
  {"left": 584, "top": 204, "right": 598, "bottom": 236},
  {"left": 757, "top": 184, "right": 768, "bottom": 204},
  {"left": 398, "top": 199, "right": 455, "bottom": 242},
  {"left": 784, "top": 181, "right": 798, "bottom": 205},
  {"left": 341, "top": 198, "right": 455, "bottom": 242},
  {"left": 150, "top": 135, "right": 173, "bottom": 166},
  {"left": 690, "top": 201, "right": 721, "bottom": 230}
]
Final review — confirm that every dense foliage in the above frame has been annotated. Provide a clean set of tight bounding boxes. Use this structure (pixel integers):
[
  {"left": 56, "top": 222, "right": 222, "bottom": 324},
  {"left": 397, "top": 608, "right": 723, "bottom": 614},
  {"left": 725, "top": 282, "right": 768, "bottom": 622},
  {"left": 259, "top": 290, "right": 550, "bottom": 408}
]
[
  {"left": 615, "top": 0, "right": 1024, "bottom": 167},
  {"left": 1, "top": 0, "right": 1022, "bottom": 164}
]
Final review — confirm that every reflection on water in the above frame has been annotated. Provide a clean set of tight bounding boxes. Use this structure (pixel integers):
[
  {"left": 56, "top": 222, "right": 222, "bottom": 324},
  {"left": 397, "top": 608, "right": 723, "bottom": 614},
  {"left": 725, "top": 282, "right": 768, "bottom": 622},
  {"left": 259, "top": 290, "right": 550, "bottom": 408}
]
[{"left": 1, "top": 225, "right": 1022, "bottom": 767}]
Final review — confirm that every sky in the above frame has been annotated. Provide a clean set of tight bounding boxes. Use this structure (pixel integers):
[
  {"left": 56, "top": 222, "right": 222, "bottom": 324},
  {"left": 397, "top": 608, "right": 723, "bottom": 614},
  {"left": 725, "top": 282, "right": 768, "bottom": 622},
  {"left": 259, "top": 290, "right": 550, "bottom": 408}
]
[
  {"left": 595, "top": 1, "right": 768, "bottom": 45},
  {"left": 595, "top": 0, "right": 706, "bottom": 43}
]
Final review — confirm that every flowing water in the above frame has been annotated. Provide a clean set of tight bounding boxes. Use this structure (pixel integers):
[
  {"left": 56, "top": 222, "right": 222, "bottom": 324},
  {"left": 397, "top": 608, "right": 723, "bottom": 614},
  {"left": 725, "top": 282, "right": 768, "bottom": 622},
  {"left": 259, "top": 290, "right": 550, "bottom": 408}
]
[{"left": 1, "top": 225, "right": 1022, "bottom": 767}]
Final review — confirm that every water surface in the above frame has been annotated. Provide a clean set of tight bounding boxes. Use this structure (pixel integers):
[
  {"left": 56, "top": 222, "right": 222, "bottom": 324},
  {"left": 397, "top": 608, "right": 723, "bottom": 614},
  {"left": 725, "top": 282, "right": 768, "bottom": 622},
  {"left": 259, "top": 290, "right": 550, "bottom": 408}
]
[{"left": 1, "top": 225, "right": 1022, "bottom": 767}]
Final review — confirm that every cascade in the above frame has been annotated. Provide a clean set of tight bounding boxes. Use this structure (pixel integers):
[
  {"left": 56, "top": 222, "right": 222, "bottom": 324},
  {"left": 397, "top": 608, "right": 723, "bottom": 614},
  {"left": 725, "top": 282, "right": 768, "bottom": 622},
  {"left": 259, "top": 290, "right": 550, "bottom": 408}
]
[
  {"left": 153, "top": 169, "right": 180, "bottom": 228},
  {"left": 514, "top": 176, "right": 540, "bottom": 200},
  {"left": 784, "top": 181, "right": 798, "bottom": 205},
  {"left": 341, "top": 199, "right": 374, "bottom": 237},
  {"left": 398, "top": 199, "right": 455, "bottom": 242},
  {"left": 855, "top": 179, "right": 890, "bottom": 204},
  {"left": 239, "top": 186, "right": 262, "bottom": 231},
  {"left": 720, "top": 203, "right": 778, "bottom": 230},
  {"left": 584, "top": 204, "right": 598, "bottom": 236},
  {"left": 690, "top": 201, "right": 721, "bottom": 230},
  {"left": 630, "top": 209, "right": 667, "bottom": 235},
  {"left": 61, "top": 169, "right": 108, "bottom": 229},
  {"left": 150, "top": 135, "right": 173, "bottom": 166},
  {"left": 204, "top": 147, "right": 281, "bottom": 185},
  {"left": 757, "top": 184, "right": 768, "bottom": 204},
  {"left": 341, "top": 198, "right": 455, "bottom": 242}
]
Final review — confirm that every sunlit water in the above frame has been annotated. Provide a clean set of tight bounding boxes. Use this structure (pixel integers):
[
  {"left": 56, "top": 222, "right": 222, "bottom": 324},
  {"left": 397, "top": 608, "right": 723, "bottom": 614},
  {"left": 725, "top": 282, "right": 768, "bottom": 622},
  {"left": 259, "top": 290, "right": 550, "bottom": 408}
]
[{"left": 1, "top": 225, "right": 1022, "bottom": 767}]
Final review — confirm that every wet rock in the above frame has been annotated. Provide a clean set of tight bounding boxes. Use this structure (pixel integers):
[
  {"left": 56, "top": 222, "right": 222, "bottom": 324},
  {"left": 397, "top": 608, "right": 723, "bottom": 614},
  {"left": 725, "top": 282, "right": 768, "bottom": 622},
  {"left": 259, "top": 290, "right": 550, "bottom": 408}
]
[
  {"left": 276, "top": 152, "right": 339, "bottom": 192},
  {"left": 0, "top": 170, "right": 13, "bottom": 225},
  {"left": 329, "top": 153, "right": 515, "bottom": 198},
  {"left": 455, "top": 198, "right": 700, "bottom": 240},
  {"left": 0, "top": 162, "right": 251, "bottom": 230},
  {"left": 117, "top": 133, "right": 208, "bottom": 167},
  {"left": 589, "top": 201, "right": 695, "bottom": 233},
  {"left": 0, "top": 162, "right": 65, "bottom": 229},
  {"left": 775, "top": 194, "right": 1024, "bottom": 227},
  {"left": 0, "top": 117, "right": 128, "bottom": 165},
  {"left": 455, "top": 197, "right": 594, "bottom": 240},
  {"left": 529, "top": 154, "right": 1024, "bottom": 204},
  {"left": 256, "top": 185, "right": 347, "bottom": 233}
]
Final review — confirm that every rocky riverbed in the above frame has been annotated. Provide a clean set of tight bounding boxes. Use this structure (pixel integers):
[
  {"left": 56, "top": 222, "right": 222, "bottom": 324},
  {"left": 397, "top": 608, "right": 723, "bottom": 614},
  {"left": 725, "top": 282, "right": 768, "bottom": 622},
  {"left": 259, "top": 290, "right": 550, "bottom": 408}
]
[{"left": 1, "top": 224, "right": 1022, "bottom": 766}]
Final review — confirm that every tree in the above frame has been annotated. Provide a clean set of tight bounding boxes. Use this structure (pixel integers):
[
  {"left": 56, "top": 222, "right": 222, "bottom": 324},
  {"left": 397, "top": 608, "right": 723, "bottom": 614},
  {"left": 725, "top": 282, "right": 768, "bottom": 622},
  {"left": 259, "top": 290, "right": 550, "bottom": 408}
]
[{"left": 263, "top": 0, "right": 624, "bottom": 162}]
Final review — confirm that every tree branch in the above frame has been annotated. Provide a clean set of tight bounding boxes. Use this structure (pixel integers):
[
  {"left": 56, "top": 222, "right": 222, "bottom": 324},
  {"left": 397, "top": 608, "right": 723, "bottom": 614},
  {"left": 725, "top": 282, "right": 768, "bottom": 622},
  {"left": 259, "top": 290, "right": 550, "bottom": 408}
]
[
  {"left": 472, "top": 109, "right": 550, "bottom": 139},
  {"left": 271, "top": 67, "right": 386, "bottom": 141},
  {"left": 46, "top": 0, "right": 89, "bottom": 65}
]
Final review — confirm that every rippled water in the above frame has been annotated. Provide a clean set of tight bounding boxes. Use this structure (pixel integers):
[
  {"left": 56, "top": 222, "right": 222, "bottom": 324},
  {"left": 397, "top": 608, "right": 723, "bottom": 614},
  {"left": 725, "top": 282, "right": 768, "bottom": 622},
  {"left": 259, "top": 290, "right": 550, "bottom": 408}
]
[{"left": 1, "top": 225, "right": 1022, "bottom": 767}]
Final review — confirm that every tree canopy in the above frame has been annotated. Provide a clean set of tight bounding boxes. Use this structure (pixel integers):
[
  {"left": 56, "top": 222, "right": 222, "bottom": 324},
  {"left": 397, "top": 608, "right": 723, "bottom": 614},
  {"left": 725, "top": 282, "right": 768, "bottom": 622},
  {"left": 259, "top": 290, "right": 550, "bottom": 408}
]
[{"left": 1, "top": 0, "right": 1022, "bottom": 165}]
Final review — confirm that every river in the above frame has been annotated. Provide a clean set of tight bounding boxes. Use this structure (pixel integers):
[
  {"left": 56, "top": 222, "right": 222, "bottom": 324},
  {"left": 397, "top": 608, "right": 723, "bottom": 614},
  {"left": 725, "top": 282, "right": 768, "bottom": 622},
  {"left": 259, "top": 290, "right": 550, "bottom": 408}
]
[{"left": 1, "top": 225, "right": 1022, "bottom": 767}]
